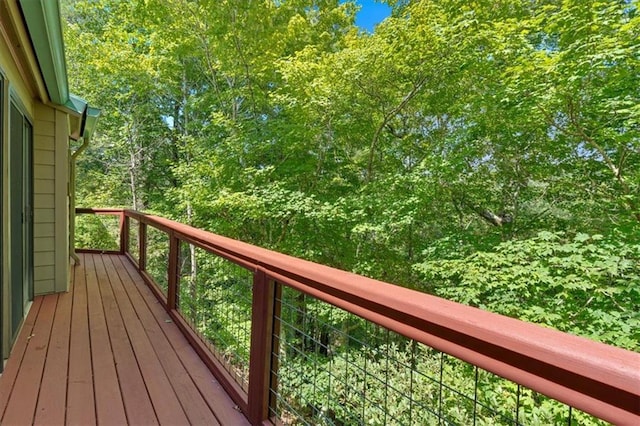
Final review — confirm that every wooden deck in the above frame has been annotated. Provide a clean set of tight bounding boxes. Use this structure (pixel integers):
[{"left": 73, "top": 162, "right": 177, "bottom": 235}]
[{"left": 0, "top": 253, "right": 249, "bottom": 425}]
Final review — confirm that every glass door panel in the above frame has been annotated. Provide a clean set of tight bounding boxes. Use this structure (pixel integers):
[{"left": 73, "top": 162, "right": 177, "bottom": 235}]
[{"left": 9, "top": 101, "right": 33, "bottom": 343}]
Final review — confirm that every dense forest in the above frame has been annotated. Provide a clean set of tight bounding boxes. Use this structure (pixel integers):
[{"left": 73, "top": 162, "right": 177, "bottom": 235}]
[
  {"left": 65, "top": 0, "right": 638, "bottom": 355},
  {"left": 63, "top": 0, "right": 640, "bottom": 372},
  {"left": 65, "top": 0, "right": 638, "bottom": 423}
]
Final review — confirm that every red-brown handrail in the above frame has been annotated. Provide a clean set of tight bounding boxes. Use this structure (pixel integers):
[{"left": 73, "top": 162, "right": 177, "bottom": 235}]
[{"left": 76, "top": 208, "right": 640, "bottom": 425}]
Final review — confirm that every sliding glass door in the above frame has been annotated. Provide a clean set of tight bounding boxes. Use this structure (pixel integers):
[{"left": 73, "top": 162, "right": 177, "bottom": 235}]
[{"left": 9, "top": 100, "right": 33, "bottom": 344}]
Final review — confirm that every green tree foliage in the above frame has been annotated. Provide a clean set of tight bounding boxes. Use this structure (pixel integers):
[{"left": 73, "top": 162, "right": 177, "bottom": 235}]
[
  {"left": 65, "top": 1, "right": 638, "bottom": 421},
  {"left": 415, "top": 231, "right": 640, "bottom": 350},
  {"left": 65, "top": 0, "right": 638, "bottom": 348},
  {"left": 74, "top": 214, "right": 120, "bottom": 251}
]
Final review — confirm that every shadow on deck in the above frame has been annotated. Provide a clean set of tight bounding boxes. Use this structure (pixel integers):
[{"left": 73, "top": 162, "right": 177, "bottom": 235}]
[{"left": 0, "top": 253, "right": 249, "bottom": 425}]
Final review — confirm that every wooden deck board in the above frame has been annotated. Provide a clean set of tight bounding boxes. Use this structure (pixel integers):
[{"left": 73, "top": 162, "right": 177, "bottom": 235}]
[
  {"left": 0, "top": 253, "right": 249, "bottom": 425},
  {"left": 118, "top": 256, "right": 249, "bottom": 425},
  {"left": 2, "top": 296, "right": 56, "bottom": 425},
  {"left": 34, "top": 269, "right": 73, "bottom": 425},
  {"left": 67, "top": 256, "right": 96, "bottom": 425},
  {"left": 98, "top": 253, "right": 159, "bottom": 425},
  {"left": 112, "top": 255, "right": 221, "bottom": 426},
  {"left": 106, "top": 255, "right": 191, "bottom": 425},
  {"left": 0, "top": 297, "right": 43, "bottom": 415},
  {"left": 116, "top": 256, "right": 228, "bottom": 425},
  {"left": 85, "top": 254, "right": 128, "bottom": 425}
]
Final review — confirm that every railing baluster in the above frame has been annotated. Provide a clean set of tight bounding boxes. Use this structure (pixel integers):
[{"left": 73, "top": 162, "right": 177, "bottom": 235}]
[
  {"left": 139, "top": 220, "right": 147, "bottom": 272},
  {"left": 269, "top": 282, "right": 282, "bottom": 419},
  {"left": 247, "top": 269, "right": 279, "bottom": 425},
  {"left": 167, "top": 233, "right": 179, "bottom": 311}
]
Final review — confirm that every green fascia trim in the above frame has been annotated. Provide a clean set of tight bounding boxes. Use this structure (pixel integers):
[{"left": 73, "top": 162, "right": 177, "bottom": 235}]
[
  {"left": 19, "top": 0, "right": 69, "bottom": 105},
  {"left": 66, "top": 94, "right": 87, "bottom": 115}
]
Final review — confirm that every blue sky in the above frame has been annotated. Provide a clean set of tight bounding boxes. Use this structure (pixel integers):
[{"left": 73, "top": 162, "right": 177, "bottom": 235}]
[{"left": 348, "top": 0, "right": 392, "bottom": 32}]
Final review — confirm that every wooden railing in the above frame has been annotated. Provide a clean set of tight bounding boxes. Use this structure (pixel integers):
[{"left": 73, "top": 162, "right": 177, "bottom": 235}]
[{"left": 75, "top": 208, "right": 640, "bottom": 425}]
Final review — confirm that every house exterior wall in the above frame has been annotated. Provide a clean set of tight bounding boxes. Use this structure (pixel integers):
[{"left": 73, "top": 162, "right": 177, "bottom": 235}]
[
  {"left": 0, "top": 7, "right": 36, "bottom": 360},
  {"left": 33, "top": 104, "right": 69, "bottom": 295},
  {"left": 1, "top": 1, "right": 76, "bottom": 361}
]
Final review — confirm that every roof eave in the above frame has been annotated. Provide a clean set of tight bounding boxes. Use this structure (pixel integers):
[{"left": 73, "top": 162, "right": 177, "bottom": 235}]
[
  {"left": 19, "top": 0, "right": 69, "bottom": 105},
  {"left": 19, "top": 0, "right": 101, "bottom": 141}
]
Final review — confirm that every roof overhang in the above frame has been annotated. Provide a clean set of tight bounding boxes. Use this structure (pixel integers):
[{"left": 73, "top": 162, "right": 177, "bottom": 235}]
[
  {"left": 19, "top": 0, "right": 68, "bottom": 105},
  {"left": 19, "top": 0, "right": 100, "bottom": 139}
]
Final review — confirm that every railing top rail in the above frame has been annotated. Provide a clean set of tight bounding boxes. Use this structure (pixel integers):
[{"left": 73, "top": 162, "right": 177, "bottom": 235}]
[
  {"left": 77, "top": 208, "right": 640, "bottom": 423},
  {"left": 76, "top": 207, "right": 125, "bottom": 214}
]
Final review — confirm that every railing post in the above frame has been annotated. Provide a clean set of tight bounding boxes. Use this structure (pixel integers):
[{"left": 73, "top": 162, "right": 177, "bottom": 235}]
[
  {"left": 139, "top": 221, "right": 147, "bottom": 271},
  {"left": 247, "top": 269, "right": 279, "bottom": 425},
  {"left": 120, "top": 211, "right": 128, "bottom": 255},
  {"left": 167, "top": 233, "right": 180, "bottom": 311}
]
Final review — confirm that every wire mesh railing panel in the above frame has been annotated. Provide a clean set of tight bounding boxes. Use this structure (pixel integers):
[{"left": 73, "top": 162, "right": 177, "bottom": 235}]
[
  {"left": 269, "top": 286, "right": 608, "bottom": 426},
  {"left": 127, "top": 218, "right": 140, "bottom": 264},
  {"left": 176, "top": 243, "right": 253, "bottom": 392},
  {"left": 145, "top": 226, "right": 169, "bottom": 296},
  {"left": 75, "top": 213, "right": 121, "bottom": 251}
]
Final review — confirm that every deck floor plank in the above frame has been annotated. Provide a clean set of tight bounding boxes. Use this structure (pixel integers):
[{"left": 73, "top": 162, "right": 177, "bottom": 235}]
[
  {"left": 67, "top": 256, "right": 97, "bottom": 425},
  {"left": 34, "top": 272, "right": 73, "bottom": 425},
  {"left": 104, "top": 255, "right": 191, "bottom": 425},
  {"left": 97, "top": 254, "right": 159, "bottom": 425},
  {"left": 118, "top": 255, "right": 250, "bottom": 425},
  {"left": 0, "top": 297, "right": 43, "bottom": 419},
  {"left": 111, "top": 255, "right": 221, "bottom": 426},
  {"left": 85, "top": 254, "right": 128, "bottom": 425},
  {"left": 0, "top": 253, "right": 248, "bottom": 425},
  {"left": 2, "top": 295, "right": 57, "bottom": 424}
]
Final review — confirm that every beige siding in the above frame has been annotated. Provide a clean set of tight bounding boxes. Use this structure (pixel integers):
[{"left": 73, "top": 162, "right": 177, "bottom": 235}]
[
  {"left": 35, "top": 164, "right": 54, "bottom": 177},
  {"left": 34, "top": 265, "right": 55, "bottom": 279},
  {"left": 35, "top": 178, "right": 55, "bottom": 194},
  {"left": 34, "top": 237, "right": 55, "bottom": 252},
  {"left": 34, "top": 149, "right": 55, "bottom": 165},
  {"left": 34, "top": 120, "right": 55, "bottom": 137},
  {"left": 34, "top": 178, "right": 55, "bottom": 194},
  {"left": 34, "top": 266, "right": 55, "bottom": 294},
  {"left": 35, "top": 103, "right": 55, "bottom": 122},
  {"left": 33, "top": 150, "right": 56, "bottom": 166},
  {"left": 34, "top": 134, "right": 54, "bottom": 151},
  {"left": 34, "top": 222, "right": 55, "bottom": 238},
  {"left": 34, "top": 194, "right": 55, "bottom": 209},
  {"left": 34, "top": 251, "right": 55, "bottom": 267},
  {"left": 33, "top": 103, "right": 69, "bottom": 295},
  {"left": 34, "top": 208, "right": 55, "bottom": 223}
]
